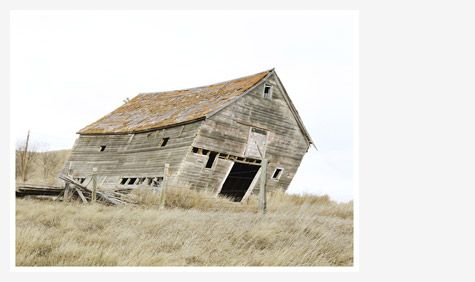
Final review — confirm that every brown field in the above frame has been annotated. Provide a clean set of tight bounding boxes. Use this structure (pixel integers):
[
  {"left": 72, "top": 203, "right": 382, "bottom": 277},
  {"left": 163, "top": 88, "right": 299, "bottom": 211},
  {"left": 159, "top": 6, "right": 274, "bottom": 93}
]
[{"left": 16, "top": 188, "right": 353, "bottom": 266}]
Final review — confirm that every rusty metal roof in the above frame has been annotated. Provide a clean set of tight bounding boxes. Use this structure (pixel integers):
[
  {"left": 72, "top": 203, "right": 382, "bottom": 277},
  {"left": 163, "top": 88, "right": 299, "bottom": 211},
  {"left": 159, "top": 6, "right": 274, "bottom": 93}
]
[{"left": 78, "top": 70, "right": 273, "bottom": 135}]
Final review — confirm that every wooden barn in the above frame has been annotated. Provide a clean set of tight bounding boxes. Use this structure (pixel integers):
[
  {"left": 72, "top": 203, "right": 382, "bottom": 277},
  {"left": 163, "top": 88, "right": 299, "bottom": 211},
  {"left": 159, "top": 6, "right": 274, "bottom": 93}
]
[{"left": 63, "top": 69, "right": 314, "bottom": 202}]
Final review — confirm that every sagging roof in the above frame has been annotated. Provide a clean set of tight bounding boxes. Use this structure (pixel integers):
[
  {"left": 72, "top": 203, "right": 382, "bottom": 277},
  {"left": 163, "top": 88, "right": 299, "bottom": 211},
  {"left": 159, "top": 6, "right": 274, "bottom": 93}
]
[{"left": 78, "top": 70, "right": 273, "bottom": 135}]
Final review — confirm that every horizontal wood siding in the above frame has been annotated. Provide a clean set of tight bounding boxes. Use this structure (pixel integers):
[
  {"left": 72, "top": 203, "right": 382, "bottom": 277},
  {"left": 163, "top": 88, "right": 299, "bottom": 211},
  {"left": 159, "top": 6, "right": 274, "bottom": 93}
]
[
  {"left": 176, "top": 150, "right": 234, "bottom": 192},
  {"left": 63, "top": 122, "right": 201, "bottom": 189},
  {"left": 192, "top": 73, "right": 309, "bottom": 193}
]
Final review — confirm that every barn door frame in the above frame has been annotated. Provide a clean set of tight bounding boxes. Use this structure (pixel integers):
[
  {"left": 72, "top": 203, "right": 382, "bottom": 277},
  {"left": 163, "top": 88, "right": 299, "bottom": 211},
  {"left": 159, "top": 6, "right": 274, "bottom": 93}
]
[
  {"left": 243, "top": 126, "right": 269, "bottom": 158},
  {"left": 215, "top": 160, "right": 262, "bottom": 202}
]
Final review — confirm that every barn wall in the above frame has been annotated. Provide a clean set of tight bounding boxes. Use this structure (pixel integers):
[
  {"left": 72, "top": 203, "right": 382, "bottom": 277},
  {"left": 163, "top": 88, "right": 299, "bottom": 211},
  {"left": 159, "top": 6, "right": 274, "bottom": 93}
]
[
  {"left": 63, "top": 121, "right": 202, "bottom": 189},
  {"left": 186, "top": 73, "right": 310, "bottom": 194}
]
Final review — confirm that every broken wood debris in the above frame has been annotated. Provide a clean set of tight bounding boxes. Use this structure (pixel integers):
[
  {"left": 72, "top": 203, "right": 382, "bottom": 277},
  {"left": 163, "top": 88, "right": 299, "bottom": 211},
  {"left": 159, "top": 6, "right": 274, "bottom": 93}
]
[
  {"left": 16, "top": 183, "right": 64, "bottom": 197},
  {"left": 58, "top": 175, "right": 129, "bottom": 205}
]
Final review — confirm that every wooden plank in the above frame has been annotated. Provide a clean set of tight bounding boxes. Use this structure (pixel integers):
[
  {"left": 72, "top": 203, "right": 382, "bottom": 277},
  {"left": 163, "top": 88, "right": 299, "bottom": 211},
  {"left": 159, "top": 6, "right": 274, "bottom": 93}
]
[
  {"left": 92, "top": 173, "right": 97, "bottom": 202},
  {"left": 76, "top": 188, "right": 88, "bottom": 203},
  {"left": 159, "top": 163, "right": 169, "bottom": 209},
  {"left": 259, "top": 159, "right": 267, "bottom": 214}
]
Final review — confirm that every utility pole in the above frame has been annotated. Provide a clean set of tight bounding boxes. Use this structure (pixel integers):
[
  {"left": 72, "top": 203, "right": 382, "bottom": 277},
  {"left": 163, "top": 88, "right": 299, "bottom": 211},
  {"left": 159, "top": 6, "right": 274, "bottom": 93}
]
[{"left": 21, "top": 130, "right": 30, "bottom": 183}]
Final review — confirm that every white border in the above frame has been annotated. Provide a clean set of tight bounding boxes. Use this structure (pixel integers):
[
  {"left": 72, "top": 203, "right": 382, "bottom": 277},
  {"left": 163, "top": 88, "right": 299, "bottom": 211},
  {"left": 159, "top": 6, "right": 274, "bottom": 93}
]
[{"left": 10, "top": 10, "right": 359, "bottom": 272}]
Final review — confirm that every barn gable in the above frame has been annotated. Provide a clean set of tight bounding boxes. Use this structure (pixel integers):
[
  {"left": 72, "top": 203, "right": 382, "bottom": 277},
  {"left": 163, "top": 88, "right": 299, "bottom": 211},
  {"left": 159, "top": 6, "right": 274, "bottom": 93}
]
[
  {"left": 206, "top": 70, "right": 314, "bottom": 148},
  {"left": 180, "top": 71, "right": 312, "bottom": 199},
  {"left": 78, "top": 70, "right": 272, "bottom": 135}
]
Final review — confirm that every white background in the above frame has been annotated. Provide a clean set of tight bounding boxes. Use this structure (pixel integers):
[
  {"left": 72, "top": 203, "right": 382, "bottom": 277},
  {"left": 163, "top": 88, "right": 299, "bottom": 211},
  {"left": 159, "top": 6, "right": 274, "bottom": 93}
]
[
  {"left": 2, "top": 0, "right": 475, "bottom": 281},
  {"left": 10, "top": 10, "right": 356, "bottom": 202}
]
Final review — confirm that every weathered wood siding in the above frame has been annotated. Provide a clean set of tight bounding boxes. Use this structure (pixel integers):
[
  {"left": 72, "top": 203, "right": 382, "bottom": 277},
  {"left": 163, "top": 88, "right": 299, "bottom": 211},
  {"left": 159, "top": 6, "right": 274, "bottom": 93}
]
[
  {"left": 63, "top": 122, "right": 202, "bottom": 189},
  {"left": 183, "top": 73, "right": 310, "bottom": 194}
]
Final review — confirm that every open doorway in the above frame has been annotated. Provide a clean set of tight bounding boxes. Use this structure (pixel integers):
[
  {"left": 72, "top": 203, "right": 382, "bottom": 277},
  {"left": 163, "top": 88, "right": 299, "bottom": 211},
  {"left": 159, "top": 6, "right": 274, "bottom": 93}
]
[{"left": 219, "top": 162, "right": 260, "bottom": 202}]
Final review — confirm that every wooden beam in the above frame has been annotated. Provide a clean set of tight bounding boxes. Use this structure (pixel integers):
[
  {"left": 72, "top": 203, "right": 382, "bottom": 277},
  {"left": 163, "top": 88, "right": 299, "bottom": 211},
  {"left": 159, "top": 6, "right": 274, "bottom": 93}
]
[
  {"left": 76, "top": 188, "right": 88, "bottom": 203},
  {"left": 92, "top": 173, "right": 97, "bottom": 203},
  {"left": 259, "top": 159, "right": 268, "bottom": 214},
  {"left": 159, "top": 163, "right": 169, "bottom": 209}
]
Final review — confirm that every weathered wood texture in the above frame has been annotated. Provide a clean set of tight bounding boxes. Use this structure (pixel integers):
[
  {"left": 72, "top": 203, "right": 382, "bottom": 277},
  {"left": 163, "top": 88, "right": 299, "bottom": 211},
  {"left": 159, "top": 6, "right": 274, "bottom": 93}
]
[
  {"left": 63, "top": 122, "right": 202, "bottom": 190},
  {"left": 63, "top": 72, "right": 310, "bottom": 199},
  {"left": 183, "top": 73, "right": 310, "bottom": 194}
]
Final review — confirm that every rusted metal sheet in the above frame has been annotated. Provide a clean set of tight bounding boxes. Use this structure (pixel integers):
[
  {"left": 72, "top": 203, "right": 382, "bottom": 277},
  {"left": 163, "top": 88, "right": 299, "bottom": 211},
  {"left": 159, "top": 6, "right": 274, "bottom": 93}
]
[{"left": 78, "top": 70, "right": 272, "bottom": 135}]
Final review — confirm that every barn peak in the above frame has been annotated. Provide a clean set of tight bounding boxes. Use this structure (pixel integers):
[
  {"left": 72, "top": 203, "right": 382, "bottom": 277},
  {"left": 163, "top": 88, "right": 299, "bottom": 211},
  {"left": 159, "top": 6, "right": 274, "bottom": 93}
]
[
  {"left": 78, "top": 69, "right": 313, "bottom": 146},
  {"left": 79, "top": 69, "right": 274, "bottom": 135}
]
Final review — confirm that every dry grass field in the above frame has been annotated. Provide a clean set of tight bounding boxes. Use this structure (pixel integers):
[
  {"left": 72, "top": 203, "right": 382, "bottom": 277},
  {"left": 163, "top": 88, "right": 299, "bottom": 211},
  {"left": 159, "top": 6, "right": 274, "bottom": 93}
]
[{"left": 16, "top": 188, "right": 353, "bottom": 266}]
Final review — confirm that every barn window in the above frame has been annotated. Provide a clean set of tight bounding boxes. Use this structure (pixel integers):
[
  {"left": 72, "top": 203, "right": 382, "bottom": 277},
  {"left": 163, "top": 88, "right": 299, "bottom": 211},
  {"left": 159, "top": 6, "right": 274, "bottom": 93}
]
[
  {"left": 263, "top": 84, "right": 273, "bottom": 99},
  {"left": 99, "top": 145, "right": 107, "bottom": 152},
  {"left": 128, "top": 178, "right": 137, "bottom": 185},
  {"left": 205, "top": 152, "right": 218, "bottom": 168},
  {"left": 160, "top": 137, "right": 169, "bottom": 147},
  {"left": 74, "top": 177, "right": 86, "bottom": 184},
  {"left": 272, "top": 168, "right": 283, "bottom": 180}
]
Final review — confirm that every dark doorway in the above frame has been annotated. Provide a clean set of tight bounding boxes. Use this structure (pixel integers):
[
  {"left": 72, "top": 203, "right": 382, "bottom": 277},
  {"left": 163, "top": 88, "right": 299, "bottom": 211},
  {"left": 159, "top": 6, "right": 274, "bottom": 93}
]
[{"left": 219, "top": 162, "right": 260, "bottom": 202}]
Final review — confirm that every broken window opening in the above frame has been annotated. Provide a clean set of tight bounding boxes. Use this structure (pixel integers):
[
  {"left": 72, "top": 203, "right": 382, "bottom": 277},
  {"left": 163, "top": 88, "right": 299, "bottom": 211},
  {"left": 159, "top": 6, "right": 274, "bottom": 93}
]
[
  {"left": 160, "top": 137, "right": 169, "bottom": 147},
  {"left": 263, "top": 84, "right": 273, "bottom": 99},
  {"left": 99, "top": 145, "right": 107, "bottom": 152},
  {"left": 205, "top": 152, "right": 218, "bottom": 168},
  {"left": 128, "top": 178, "right": 137, "bottom": 185},
  {"left": 272, "top": 168, "right": 283, "bottom": 180},
  {"left": 191, "top": 146, "right": 264, "bottom": 165},
  {"left": 74, "top": 177, "right": 86, "bottom": 184},
  {"left": 151, "top": 177, "right": 163, "bottom": 187},
  {"left": 120, "top": 178, "right": 128, "bottom": 185}
]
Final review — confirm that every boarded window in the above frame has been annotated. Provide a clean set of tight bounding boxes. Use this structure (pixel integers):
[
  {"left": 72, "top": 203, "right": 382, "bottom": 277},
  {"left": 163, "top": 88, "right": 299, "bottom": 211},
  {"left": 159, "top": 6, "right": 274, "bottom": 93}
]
[{"left": 245, "top": 128, "right": 267, "bottom": 158}]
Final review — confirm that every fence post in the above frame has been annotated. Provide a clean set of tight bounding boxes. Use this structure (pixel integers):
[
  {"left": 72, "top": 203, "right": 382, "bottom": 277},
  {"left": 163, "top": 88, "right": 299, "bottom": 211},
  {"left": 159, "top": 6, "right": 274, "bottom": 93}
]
[
  {"left": 259, "top": 159, "right": 267, "bottom": 214},
  {"left": 159, "top": 163, "right": 169, "bottom": 209},
  {"left": 64, "top": 182, "right": 72, "bottom": 202},
  {"left": 92, "top": 168, "right": 97, "bottom": 203}
]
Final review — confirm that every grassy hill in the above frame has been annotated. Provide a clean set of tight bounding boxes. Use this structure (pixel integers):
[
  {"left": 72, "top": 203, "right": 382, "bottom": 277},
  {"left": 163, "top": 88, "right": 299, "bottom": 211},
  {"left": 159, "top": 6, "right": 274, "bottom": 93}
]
[
  {"left": 16, "top": 188, "right": 353, "bottom": 266},
  {"left": 15, "top": 149, "right": 353, "bottom": 266}
]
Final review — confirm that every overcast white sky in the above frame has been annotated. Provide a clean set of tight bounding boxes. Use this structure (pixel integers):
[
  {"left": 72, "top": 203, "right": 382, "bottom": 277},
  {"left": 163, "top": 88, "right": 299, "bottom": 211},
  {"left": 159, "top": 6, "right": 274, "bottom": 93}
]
[{"left": 10, "top": 10, "right": 356, "bottom": 202}]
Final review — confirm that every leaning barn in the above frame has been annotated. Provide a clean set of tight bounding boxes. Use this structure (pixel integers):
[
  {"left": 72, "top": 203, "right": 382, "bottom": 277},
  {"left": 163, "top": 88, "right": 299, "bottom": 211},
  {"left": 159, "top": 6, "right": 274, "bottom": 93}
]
[{"left": 63, "top": 69, "right": 314, "bottom": 202}]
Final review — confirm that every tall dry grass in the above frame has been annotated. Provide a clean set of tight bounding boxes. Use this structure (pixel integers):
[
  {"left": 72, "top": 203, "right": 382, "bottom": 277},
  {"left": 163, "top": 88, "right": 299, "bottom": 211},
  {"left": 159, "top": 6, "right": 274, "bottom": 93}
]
[{"left": 16, "top": 188, "right": 353, "bottom": 266}]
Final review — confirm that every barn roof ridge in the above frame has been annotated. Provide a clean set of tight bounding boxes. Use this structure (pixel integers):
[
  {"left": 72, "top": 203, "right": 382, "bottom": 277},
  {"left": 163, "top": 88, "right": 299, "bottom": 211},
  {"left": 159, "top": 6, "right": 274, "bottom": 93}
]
[
  {"left": 78, "top": 69, "right": 273, "bottom": 135},
  {"left": 138, "top": 68, "right": 275, "bottom": 97}
]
